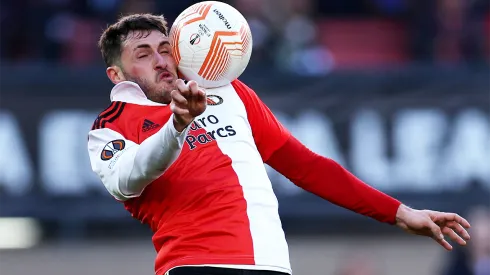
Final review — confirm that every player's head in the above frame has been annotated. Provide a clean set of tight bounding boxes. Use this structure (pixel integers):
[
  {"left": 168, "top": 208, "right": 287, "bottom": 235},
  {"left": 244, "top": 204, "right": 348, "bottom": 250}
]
[{"left": 99, "top": 13, "right": 177, "bottom": 103}]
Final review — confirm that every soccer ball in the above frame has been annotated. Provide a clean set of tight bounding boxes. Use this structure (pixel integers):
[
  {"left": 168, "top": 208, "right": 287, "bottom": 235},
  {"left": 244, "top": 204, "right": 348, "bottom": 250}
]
[{"left": 169, "top": 1, "right": 253, "bottom": 88}]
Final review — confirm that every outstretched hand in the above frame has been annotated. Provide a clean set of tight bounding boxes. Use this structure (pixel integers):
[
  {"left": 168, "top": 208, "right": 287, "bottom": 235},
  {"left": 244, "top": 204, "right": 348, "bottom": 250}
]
[{"left": 395, "top": 204, "right": 471, "bottom": 251}]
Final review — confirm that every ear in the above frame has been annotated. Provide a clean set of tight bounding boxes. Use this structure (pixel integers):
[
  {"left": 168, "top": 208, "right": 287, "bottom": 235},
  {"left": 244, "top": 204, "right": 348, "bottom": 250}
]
[{"left": 106, "top": 66, "right": 126, "bottom": 84}]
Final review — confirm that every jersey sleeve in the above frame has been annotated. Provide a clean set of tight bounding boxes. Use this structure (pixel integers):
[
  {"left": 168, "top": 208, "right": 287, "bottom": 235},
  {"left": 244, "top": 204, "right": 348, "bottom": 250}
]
[
  {"left": 87, "top": 115, "right": 190, "bottom": 201},
  {"left": 232, "top": 79, "right": 291, "bottom": 162},
  {"left": 267, "top": 135, "right": 401, "bottom": 224}
]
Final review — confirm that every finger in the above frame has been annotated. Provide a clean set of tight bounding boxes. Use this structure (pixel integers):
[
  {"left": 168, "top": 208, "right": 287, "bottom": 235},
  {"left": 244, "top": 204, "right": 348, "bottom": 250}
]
[
  {"left": 447, "top": 221, "right": 471, "bottom": 241},
  {"left": 428, "top": 220, "right": 452, "bottom": 251},
  {"left": 171, "top": 90, "right": 188, "bottom": 106},
  {"left": 458, "top": 216, "right": 471, "bottom": 229},
  {"left": 428, "top": 220, "right": 444, "bottom": 242},
  {"left": 176, "top": 79, "right": 190, "bottom": 97},
  {"left": 436, "top": 212, "right": 471, "bottom": 229},
  {"left": 189, "top": 82, "right": 201, "bottom": 102},
  {"left": 187, "top": 80, "right": 199, "bottom": 94},
  {"left": 196, "top": 89, "right": 206, "bottom": 102},
  {"left": 435, "top": 236, "right": 453, "bottom": 251},
  {"left": 170, "top": 103, "right": 189, "bottom": 116},
  {"left": 442, "top": 226, "right": 466, "bottom": 246}
]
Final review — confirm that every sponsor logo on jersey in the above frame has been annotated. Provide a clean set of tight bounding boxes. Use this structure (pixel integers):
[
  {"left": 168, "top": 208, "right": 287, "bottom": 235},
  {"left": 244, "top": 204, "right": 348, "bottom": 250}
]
[
  {"left": 186, "top": 114, "right": 236, "bottom": 150},
  {"left": 206, "top": 95, "right": 223, "bottom": 106},
  {"left": 142, "top": 119, "right": 160, "bottom": 132},
  {"left": 101, "top": 139, "right": 125, "bottom": 161}
]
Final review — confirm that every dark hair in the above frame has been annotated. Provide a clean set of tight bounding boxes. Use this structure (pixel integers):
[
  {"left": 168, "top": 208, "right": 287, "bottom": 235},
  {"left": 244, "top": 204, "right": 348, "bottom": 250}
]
[{"left": 98, "top": 13, "right": 169, "bottom": 67}]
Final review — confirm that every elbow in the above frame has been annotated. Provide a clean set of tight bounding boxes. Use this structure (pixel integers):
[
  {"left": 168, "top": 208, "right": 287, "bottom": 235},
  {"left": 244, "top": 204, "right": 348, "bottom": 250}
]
[
  {"left": 119, "top": 167, "right": 149, "bottom": 198},
  {"left": 118, "top": 160, "right": 164, "bottom": 198},
  {"left": 118, "top": 183, "right": 143, "bottom": 198}
]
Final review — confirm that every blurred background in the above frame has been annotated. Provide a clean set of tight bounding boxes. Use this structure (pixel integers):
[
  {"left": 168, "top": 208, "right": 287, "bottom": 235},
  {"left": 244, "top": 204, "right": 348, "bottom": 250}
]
[{"left": 0, "top": 0, "right": 489, "bottom": 274}]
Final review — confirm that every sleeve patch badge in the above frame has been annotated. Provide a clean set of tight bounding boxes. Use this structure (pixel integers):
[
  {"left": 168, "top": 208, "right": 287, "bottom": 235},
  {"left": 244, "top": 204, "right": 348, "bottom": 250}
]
[{"left": 101, "top": 139, "right": 126, "bottom": 161}]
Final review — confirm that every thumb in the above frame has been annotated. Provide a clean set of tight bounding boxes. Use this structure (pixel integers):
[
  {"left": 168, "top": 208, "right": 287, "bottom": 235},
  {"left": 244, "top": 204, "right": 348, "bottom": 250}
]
[
  {"left": 197, "top": 89, "right": 206, "bottom": 102},
  {"left": 429, "top": 221, "right": 444, "bottom": 241}
]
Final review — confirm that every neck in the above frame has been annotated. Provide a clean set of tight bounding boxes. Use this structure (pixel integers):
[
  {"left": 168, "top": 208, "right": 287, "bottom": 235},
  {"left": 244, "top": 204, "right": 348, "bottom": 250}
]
[{"left": 147, "top": 92, "right": 171, "bottom": 105}]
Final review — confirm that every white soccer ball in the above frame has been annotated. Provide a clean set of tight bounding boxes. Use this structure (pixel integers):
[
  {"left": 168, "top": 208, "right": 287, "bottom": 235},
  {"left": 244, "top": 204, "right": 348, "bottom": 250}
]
[{"left": 169, "top": 1, "right": 253, "bottom": 88}]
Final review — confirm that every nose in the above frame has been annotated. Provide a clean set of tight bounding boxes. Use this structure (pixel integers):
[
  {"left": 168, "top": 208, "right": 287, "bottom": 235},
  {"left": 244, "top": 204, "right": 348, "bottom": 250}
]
[{"left": 153, "top": 52, "right": 166, "bottom": 70}]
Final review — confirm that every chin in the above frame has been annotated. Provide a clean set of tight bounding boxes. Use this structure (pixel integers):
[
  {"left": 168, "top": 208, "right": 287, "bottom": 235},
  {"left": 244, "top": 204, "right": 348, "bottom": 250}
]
[{"left": 158, "top": 82, "right": 175, "bottom": 93}]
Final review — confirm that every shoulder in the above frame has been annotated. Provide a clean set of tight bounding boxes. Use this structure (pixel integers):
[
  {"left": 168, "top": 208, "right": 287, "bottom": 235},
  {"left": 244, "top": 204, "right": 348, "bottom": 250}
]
[
  {"left": 230, "top": 79, "right": 261, "bottom": 104},
  {"left": 231, "top": 79, "right": 253, "bottom": 94},
  {"left": 90, "top": 101, "right": 147, "bottom": 131},
  {"left": 91, "top": 101, "right": 128, "bottom": 131},
  {"left": 89, "top": 101, "right": 172, "bottom": 144}
]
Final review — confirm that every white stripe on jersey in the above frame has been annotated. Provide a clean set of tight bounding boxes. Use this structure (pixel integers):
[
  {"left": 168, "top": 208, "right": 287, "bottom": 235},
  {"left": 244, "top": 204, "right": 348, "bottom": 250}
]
[{"left": 195, "top": 84, "right": 291, "bottom": 273}]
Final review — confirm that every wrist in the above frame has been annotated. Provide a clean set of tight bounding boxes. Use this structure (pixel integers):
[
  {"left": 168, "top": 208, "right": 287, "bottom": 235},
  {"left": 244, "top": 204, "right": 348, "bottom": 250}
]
[
  {"left": 173, "top": 115, "right": 193, "bottom": 133},
  {"left": 395, "top": 204, "right": 413, "bottom": 228}
]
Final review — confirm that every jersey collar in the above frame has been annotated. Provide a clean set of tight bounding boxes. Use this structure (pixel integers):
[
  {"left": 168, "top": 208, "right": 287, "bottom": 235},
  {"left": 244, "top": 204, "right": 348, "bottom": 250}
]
[{"left": 110, "top": 81, "right": 167, "bottom": 106}]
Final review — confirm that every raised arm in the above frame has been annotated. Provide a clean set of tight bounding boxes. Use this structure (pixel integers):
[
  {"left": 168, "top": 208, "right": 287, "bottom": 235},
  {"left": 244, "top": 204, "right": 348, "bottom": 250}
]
[
  {"left": 87, "top": 118, "right": 189, "bottom": 201},
  {"left": 88, "top": 80, "right": 206, "bottom": 201}
]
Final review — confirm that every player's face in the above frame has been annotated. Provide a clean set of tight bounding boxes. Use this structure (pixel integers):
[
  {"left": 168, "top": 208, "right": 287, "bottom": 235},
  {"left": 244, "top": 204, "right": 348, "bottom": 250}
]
[{"left": 119, "top": 30, "right": 178, "bottom": 103}]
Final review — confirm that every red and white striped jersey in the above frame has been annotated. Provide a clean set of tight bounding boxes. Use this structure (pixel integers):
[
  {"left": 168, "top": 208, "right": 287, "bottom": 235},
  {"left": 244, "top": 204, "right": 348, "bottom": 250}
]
[{"left": 87, "top": 80, "right": 292, "bottom": 275}]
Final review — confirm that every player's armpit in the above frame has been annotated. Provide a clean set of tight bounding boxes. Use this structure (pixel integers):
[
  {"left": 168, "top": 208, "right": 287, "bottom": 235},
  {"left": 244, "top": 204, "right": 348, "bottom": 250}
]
[
  {"left": 266, "top": 135, "right": 402, "bottom": 224},
  {"left": 87, "top": 116, "right": 190, "bottom": 201}
]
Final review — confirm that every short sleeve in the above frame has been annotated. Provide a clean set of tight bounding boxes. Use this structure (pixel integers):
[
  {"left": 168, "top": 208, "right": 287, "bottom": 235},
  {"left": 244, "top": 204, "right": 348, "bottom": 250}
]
[{"left": 232, "top": 79, "right": 291, "bottom": 162}]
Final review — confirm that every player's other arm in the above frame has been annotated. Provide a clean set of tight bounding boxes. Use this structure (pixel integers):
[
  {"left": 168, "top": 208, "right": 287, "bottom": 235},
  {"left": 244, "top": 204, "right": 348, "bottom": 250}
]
[
  {"left": 233, "top": 79, "right": 470, "bottom": 250},
  {"left": 267, "top": 135, "right": 401, "bottom": 223},
  {"left": 233, "top": 79, "right": 399, "bottom": 222},
  {"left": 88, "top": 80, "right": 206, "bottom": 201},
  {"left": 267, "top": 123, "right": 471, "bottom": 251}
]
